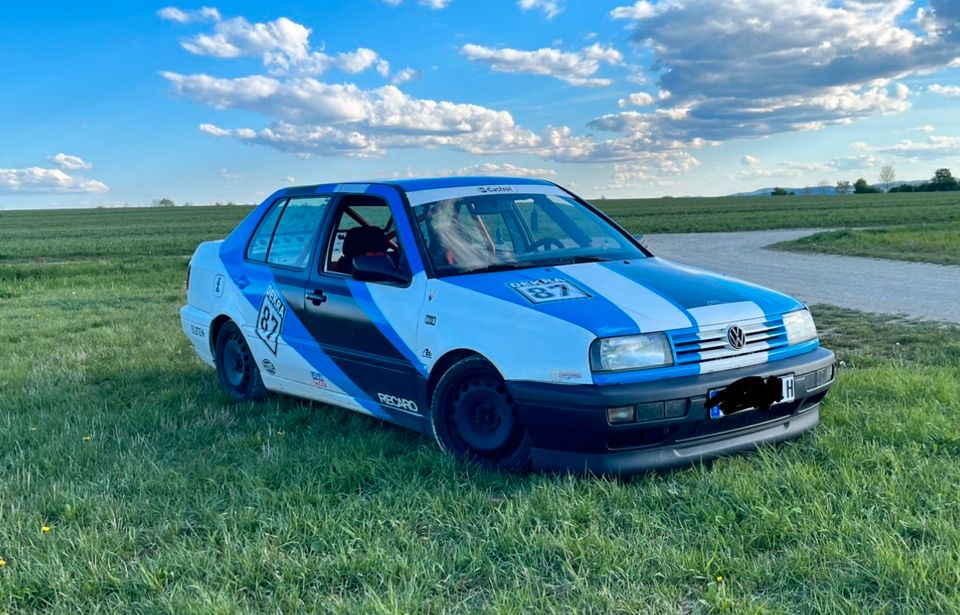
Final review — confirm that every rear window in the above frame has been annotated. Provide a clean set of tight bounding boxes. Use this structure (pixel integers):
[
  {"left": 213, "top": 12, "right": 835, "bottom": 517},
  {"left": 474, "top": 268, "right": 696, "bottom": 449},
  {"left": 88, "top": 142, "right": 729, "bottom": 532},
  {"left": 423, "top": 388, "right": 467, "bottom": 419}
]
[{"left": 246, "top": 196, "right": 332, "bottom": 269}]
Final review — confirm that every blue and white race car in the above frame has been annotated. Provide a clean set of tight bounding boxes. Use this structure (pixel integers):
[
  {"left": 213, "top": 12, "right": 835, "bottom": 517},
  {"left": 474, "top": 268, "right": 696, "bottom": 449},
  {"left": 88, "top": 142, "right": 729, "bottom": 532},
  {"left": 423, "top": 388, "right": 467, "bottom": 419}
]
[{"left": 181, "top": 177, "right": 835, "bottom": 474}]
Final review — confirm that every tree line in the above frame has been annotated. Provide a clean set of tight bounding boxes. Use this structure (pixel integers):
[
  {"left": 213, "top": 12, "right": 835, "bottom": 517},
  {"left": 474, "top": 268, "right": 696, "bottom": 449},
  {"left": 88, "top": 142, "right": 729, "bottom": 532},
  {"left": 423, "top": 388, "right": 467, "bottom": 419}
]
[{"left": 772, "top": 167, "right": 959, "bottom": 196}]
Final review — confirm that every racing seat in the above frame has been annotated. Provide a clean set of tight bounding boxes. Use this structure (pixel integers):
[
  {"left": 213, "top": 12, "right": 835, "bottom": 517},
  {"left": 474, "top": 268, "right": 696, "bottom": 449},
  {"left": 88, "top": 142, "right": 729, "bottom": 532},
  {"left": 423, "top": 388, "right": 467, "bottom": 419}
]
[{"left": 336, "top": 225, "right": 389, "bottom": 274}]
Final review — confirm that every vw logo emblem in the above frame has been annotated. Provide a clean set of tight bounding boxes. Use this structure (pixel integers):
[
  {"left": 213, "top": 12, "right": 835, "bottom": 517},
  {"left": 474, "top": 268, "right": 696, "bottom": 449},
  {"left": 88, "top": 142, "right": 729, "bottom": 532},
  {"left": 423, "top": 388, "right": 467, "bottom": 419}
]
[{"left": 726, "top": 325, "right": 746, "bottom": 350}]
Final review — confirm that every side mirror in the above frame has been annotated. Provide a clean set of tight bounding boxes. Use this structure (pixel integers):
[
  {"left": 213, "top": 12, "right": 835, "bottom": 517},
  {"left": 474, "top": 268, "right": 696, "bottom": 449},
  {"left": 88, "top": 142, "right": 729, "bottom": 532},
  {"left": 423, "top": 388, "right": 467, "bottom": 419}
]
[{"left": 352, "top": 254, "right": 411, "bottom": 285}]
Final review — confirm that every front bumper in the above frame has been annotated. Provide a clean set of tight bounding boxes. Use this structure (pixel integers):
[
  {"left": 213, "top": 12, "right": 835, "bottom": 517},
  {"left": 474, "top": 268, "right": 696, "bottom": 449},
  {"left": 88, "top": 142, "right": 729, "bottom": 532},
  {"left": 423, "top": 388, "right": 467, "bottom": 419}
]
[{"left": 506, "top": 347, "right": 835, "bottom": 475}]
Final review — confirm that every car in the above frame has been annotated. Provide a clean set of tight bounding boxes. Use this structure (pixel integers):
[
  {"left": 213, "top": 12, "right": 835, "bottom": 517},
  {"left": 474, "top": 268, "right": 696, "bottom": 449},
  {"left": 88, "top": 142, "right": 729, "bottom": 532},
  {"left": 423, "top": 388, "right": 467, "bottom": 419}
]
[{"left": 181, "top": 176, "right": 835, "bottom": 474}]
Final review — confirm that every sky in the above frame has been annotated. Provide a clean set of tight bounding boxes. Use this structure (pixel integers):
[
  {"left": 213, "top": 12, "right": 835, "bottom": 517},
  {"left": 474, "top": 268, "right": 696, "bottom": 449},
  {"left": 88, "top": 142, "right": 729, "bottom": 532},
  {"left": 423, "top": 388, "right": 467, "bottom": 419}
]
[{"left": 1, "top": 0, "right": 959, "bottom": 209}]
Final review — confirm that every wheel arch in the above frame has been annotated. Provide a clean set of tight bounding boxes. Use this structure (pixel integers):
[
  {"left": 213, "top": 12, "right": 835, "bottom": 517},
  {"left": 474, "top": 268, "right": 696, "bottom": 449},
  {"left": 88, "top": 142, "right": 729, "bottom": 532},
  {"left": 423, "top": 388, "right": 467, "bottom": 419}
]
[
  {"left": 209, "top": 313, "right": 234, "bottom": 358},
  {"left": 427, "top": 348, "right": 506, "bottom": 407}
]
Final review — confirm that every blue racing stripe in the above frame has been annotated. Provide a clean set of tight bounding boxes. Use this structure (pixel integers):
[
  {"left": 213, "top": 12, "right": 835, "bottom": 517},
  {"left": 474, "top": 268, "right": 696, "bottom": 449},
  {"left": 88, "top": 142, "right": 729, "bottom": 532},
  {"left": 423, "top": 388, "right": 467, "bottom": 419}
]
[
  {"left": 443, "top": 268, "right": 642, "bottom": 338},
  {"left": 347, "top": 279, "right": 428, "bottom": 378},
  {"left": 604, "top": 258, "right": 802, "bottom": 319},
  {"left": 219, "top": 230, "right": 388, "bottom": 418}
]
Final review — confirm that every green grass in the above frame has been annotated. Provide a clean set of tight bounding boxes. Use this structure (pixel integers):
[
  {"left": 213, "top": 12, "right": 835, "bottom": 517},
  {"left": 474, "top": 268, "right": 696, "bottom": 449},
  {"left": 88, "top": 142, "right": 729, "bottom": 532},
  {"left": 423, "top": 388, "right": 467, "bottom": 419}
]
[
  {"left": 771, "top": 222, "right": 960, "bottom": 266},
  {"left": 2, "top": 205, "right": 960, "bottom": 612},
  {"left": 597, "top": 191, "right": 960, "bottom": 234}
]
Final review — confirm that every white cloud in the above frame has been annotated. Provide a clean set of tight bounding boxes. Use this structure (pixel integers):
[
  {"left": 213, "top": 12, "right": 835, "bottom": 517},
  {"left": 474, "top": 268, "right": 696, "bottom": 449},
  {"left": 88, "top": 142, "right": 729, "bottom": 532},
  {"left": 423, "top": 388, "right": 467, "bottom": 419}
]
[
  {"left": 285, "top": 175, "right": 296, "bottom": 183},
  {"left": 0, "top": 167, "right": 108, "bottom": 194},
  {"left": 857, "top": 135, "right": 960, "bottom": 159},
  {"left": 610, "top": 1, "right": 662, "bottom": 20},
  {"left": 48, "top": 153, "right": 93, "bottom": 171},
  {"left": 158, "top": 6, "right": 221, "bottom": 23},
  {"left": 517, "top": 0, "right": 563, "bottom": 19},
  {"left": 178, "top": 13, "right": 391, "bottom": 78},
  {"left": 382, "top": 0, "right": 452, "bottom": 7},
  {"left": 447, "top": 162, "right": 558, "bottom": 177},
  {"left": 460, "top": 43, "right": 622, "bottom": 87},
  {"left": 913, "top": 124, "right": 936, "bottom": 132},
  {"left": 928, "top": 83, "right": 960, "bottom": 98},
  {"left": 391, "top": 68, "right": 420, "bottom": 85},
  {"left": 618, "top": 91, "right": 654, "bottom": 107},
  {"left": 607, "top": 151, "right": 701, "bottom": 189},
  {"left": 602, "top": 0, "right": 960, "bottom": 144}
]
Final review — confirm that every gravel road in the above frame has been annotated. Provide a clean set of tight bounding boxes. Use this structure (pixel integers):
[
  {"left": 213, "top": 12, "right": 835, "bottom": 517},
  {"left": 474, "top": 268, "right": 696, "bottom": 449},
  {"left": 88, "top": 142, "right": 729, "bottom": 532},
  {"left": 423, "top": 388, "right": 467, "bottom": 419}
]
[{"left": 646, "top": 229, "right": 960, "bottom": 323}]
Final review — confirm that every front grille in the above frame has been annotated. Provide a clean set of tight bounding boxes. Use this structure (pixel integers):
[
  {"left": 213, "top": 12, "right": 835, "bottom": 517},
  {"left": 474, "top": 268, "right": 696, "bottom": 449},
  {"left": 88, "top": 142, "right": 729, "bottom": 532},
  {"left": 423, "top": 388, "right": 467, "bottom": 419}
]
[{"left": 669, "top": 316, "right": 788, "bottom": 366}]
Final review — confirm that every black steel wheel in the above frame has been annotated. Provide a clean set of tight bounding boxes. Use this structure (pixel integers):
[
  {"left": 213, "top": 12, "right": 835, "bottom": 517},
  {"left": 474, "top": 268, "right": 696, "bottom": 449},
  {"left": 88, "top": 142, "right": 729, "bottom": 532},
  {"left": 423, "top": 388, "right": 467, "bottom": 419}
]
[
  {"left": 215, "top": 321, "right": 268, "bottom": 402},
  {"left": 431, "top": 356, "right": 531, "bottom": 472}
]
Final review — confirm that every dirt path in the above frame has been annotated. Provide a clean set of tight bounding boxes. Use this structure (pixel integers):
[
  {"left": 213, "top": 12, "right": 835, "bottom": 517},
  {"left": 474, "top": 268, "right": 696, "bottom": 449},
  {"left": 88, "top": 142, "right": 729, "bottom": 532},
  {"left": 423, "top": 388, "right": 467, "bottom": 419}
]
[{"left": 646, "top": 229, "right": 960, "bottom": 323}]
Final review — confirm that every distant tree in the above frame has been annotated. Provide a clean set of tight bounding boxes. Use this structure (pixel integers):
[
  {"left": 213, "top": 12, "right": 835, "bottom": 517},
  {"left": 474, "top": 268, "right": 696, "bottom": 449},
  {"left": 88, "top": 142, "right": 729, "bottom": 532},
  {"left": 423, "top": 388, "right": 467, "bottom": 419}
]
[
  {"left": 771, "top": 187, "right": 791, "bottom": 196},
  {"left": 803, "top": 185, "right": 812, "bottom": 196},
  {"left": 889, "top": 183, "right": 914, "bottom": 193},
  {"left": 817, "top": 179, "right": 831, "bottom": 195},
  {"left": 853, "top": 178, "right": 879, "bottom": 194},
  {"left": 835, "top": 180, "right": 852, "bottom": 195},
  {"left": 878, "top": 164, "right": 896, "bottom": 192},
  {"left": 931, "top": 168, "right": 959, "bottom": 191},
  {"left": 151, "top": 197, "right": 176, "bottom": 207}
]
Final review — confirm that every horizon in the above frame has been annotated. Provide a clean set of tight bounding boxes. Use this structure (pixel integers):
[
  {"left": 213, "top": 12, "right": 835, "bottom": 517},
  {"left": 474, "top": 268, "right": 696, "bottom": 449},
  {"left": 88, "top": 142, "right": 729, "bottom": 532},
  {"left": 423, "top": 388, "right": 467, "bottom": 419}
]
[{"left": 2, "top": 1, "right": 959, "bottom": 210}]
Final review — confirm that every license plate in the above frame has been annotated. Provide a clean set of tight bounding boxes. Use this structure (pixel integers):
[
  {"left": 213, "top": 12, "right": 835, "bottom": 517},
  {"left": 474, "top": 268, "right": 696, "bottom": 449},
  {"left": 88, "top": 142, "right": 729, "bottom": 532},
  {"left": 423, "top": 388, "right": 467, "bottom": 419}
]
[{"left": 708, "top": 374, "right": 795, "bottom": 420}]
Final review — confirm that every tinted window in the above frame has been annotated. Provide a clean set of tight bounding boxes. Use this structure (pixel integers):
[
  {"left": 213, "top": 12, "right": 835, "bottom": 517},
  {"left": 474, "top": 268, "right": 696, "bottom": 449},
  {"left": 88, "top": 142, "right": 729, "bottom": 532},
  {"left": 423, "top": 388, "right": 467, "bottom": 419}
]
[
  {"left": 246, "top": 198, "right": 287, "bottom": 261},
  {"left": 266, "top": 196, "right": 332, "bottom": 268}
]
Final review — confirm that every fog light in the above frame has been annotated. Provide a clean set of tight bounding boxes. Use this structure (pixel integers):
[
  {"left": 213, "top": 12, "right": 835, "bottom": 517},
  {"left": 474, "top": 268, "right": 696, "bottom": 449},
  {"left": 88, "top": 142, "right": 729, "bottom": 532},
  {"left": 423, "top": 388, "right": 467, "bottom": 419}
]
[{"left": 607, "top": 406, "right": 635, "bottom": 424}]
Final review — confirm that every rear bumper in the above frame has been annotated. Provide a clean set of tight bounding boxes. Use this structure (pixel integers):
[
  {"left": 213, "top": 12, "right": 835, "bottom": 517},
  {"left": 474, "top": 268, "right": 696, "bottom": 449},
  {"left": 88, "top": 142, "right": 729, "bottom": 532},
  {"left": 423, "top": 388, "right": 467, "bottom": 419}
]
[
  {"left": 506, "top": 347, "right": 835, "bottom": 475},
  {"left": 180, "top": 305, "right": 215, "bottom": 367}
]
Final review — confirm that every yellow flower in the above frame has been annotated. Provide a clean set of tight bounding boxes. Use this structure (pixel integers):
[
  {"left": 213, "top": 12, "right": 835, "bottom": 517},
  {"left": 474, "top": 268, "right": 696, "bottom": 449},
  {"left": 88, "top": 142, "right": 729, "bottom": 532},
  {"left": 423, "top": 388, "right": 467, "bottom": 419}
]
[
  {"left": 30, "top": 426, "right": 38, "bottom": 432},
  {"left": 82, "top": 435, "right": 92, "bottom": 442},
  {"left": 41, "top": 525, "right": 51, "bottom": 534},
  {"left": 276, "top": 430, "right": 285, "bottom": 437},
  {"left": 715, "top": 575, "right": 724, "bottom": 583},
  {"left": 0, "top": 558, "right": 6, "bottom": 568}
]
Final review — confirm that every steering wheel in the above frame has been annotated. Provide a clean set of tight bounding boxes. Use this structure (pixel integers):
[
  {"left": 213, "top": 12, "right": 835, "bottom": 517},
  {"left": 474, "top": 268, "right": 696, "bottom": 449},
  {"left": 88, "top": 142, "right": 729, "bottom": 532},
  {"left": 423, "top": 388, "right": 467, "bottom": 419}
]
[{"left": 529, "top": 236, "right": 564, "bottom": 252}]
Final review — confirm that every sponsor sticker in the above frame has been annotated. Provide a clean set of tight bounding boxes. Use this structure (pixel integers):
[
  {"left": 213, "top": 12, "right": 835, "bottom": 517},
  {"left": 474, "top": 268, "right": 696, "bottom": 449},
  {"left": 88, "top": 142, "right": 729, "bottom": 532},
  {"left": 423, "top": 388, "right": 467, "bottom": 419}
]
[
  {"left": 509, "top": 278, "right": 590, "bottom": 304},
  {"left": 261, "top": 359, "right": 276, "bottom": 375},
  {"left": 190, "top": 324, "right": 205, "bottom": 338},
  {"left": 478, "top": 185, "right": 517, "bottom": 194},
  {"left": 378, "top": 393, "right": 419, "bottom": 413},
  {"left": 256, "top": 285, "right": 286, "bottom": 355},
  {"left": 310, "top": 371, "right": 327, "bottom": 388},
  {"left": 213, "top": 274, "right": 225, "bottom": 297},
  {"left": 551, "top": 369, "right": 583, "bottom": 382}
]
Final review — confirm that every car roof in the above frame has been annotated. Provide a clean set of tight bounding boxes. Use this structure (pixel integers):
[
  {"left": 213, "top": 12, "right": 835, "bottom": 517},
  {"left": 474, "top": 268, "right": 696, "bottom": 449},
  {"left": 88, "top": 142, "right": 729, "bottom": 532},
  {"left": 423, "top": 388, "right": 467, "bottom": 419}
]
[{"left": 278, "top": 175, "right": 557, "bottom": 197}]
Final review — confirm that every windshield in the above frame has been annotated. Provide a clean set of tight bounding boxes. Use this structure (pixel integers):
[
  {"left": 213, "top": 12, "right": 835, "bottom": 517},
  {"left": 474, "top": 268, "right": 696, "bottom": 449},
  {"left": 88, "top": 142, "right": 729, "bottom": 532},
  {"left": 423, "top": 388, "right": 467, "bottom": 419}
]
[{"left": 413, "top": 192, "right": 644, "bottom": 275}]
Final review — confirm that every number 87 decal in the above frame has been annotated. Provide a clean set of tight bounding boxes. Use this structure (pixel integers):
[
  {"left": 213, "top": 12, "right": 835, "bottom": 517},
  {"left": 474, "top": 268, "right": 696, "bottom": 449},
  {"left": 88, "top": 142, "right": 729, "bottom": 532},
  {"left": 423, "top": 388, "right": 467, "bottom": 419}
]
[{"left": 256, "top": 285, "right": 287, "bottom": 355}]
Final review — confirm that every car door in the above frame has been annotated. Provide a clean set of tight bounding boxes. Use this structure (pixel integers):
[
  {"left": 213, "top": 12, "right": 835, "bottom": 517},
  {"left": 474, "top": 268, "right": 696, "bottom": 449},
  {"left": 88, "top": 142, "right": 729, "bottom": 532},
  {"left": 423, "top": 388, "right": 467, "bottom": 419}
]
[
  {"left": 239, "top": 194, "right": 335, "bottom": 386},
  {"left": 298, "top": 186, "right": 430, "bottom": 418}
]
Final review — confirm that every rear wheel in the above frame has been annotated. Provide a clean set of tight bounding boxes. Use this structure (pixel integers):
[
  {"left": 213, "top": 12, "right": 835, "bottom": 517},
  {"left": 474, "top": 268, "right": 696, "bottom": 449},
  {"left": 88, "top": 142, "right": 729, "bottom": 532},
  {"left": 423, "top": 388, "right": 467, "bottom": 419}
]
[
  {"left": 431, "top": 356, "right": 531, "bottom": 472},
  {"left": 215, "top": 321, "right": 267, "bottom": 402}
]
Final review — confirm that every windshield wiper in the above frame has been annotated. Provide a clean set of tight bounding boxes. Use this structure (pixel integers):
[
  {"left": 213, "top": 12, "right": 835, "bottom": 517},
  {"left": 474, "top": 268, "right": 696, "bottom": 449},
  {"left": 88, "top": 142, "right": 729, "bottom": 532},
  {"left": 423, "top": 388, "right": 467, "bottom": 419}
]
[
  {"left": 461, "top": 261, "right": 540, "bottom": 275},
  {"left": 542, "top": 255, "right": 610, "bottom": 266}
]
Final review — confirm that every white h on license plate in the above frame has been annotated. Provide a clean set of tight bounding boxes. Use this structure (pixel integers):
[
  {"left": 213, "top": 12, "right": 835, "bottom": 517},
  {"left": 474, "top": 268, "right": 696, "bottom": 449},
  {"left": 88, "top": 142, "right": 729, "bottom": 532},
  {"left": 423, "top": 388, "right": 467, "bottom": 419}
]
[{"left": 708, "top": 374, "right": 795, "bottom": 420}]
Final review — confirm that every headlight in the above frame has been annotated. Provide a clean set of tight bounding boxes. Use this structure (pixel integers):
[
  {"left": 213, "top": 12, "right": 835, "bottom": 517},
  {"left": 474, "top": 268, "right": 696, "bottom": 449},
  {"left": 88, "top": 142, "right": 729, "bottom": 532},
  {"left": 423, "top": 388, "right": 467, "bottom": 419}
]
[
  {"left": 590, "top": 333, "right": 673, "bottom": 372},
  {"left": 783, "top": 309, "right": 818, "bottom": 345}
]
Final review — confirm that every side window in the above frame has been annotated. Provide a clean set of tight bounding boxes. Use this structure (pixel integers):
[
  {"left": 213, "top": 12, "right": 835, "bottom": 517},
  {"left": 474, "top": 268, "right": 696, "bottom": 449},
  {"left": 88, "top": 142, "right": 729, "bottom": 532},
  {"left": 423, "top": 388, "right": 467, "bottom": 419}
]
[
  {"left": 324, "top": 198, "right": 400, "bottom": 275},
  {"left": 246, "top": 198, "right": 287, "bottom": 261},
  {"left": 266, "top": 196, "right": 331, "bottom": 268}
]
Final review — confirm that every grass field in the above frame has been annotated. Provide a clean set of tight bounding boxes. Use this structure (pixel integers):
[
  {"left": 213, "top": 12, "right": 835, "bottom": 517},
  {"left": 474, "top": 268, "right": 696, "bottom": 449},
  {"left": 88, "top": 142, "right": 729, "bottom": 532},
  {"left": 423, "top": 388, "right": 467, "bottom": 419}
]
[
  {"left": 772, "top": 222, "right": 960, "bottom": 266},
  {"left": 2, "top": 203, "right": 960, "bottom": 612}
]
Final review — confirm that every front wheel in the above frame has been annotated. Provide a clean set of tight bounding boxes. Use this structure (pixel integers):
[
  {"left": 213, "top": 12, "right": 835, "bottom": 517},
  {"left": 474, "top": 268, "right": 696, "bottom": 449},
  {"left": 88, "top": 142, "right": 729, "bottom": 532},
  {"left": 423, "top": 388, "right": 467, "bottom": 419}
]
[
  {"left": 431, "top": 356, "right": 531, "bottom": 472},
  {"left": 215, "top": 321, "right": 268, "bottom": 402}
]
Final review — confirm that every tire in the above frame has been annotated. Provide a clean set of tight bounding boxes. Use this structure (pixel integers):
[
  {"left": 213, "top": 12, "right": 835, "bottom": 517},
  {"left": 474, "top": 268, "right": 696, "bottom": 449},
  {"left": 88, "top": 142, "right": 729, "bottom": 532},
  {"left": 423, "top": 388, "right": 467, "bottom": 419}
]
[
  {"left": 430, "top": 356, "right": 531, "bottom": 473},
  {"left": 214, "top": 321, "right": 268, "bottom": 402}
]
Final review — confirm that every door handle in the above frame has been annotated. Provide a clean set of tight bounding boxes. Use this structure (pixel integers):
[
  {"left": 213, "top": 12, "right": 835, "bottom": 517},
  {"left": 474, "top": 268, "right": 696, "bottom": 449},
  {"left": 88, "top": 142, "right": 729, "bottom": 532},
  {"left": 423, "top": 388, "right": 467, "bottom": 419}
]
[{"left": 306, "top": 289, "right": 327, "bottom": 305}]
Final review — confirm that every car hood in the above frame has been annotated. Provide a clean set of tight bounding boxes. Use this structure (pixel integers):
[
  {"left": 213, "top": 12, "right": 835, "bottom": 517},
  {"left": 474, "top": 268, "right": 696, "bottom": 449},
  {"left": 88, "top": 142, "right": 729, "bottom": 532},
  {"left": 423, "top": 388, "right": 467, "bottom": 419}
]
[{"left": 442, "top": 257, "right": 804, "bottom": 337}]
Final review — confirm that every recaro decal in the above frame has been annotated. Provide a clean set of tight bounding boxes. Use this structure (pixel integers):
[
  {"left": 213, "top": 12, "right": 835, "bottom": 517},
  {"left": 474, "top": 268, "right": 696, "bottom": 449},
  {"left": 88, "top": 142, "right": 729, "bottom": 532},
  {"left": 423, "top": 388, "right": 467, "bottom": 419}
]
[
  {"left": 256, "top": 285, "right": 286, "bottom": 355},
  {"left": 378, "top": 393, "right": 419, "bottom": 413}
]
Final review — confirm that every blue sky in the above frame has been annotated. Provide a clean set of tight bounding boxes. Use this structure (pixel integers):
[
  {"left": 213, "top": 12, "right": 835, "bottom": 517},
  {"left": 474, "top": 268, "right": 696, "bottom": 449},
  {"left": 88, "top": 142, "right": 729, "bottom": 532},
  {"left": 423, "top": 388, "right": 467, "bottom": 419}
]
[{"left": 1, "top": 0, "right": 959, "bottom": 209}]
